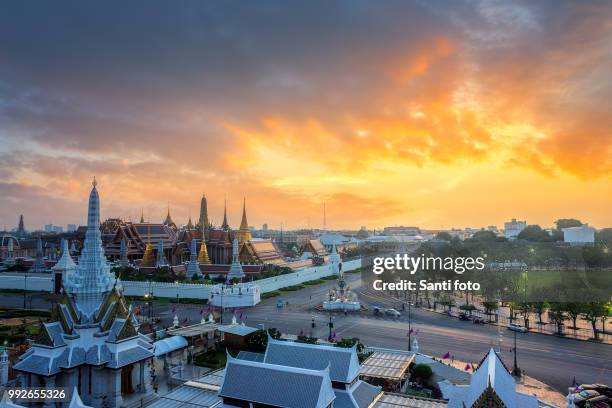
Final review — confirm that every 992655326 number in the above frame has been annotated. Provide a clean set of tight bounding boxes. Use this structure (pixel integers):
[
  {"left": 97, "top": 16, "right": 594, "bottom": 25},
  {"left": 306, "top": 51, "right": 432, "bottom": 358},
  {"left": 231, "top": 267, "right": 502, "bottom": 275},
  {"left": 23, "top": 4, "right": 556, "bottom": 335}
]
[{"left": 6, "top": 387, "right": 69, "bottom": 402}]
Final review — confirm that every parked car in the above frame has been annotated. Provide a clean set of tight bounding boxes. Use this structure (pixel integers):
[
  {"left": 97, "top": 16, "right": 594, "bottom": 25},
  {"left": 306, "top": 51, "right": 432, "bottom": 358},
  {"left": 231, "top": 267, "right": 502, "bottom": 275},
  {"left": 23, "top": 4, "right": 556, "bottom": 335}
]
[
  {"left": 578, "top": 384, "right": 612, "bottom": 398},
  {"left": 473, "top": 317, "right": 485, "bottom": 324},
  {"left": 372, "top": 306, "right": 382, "bottom": 316},
  {"left": 507, "top": 324, "right": 528, "bottom": 333},
  {"left": 385, "top": 308, "right": 401, "bottom": 318},
  {"left": 573, "top": 389, "right": 600, "bottom": 405},
  {"left": 459, "top": 313, "right": 471, "bottom": 321}
]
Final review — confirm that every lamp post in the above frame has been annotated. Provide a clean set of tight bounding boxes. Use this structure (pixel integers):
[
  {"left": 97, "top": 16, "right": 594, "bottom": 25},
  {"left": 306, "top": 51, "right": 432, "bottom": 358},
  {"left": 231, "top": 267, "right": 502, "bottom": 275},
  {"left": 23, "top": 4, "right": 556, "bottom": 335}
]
[
  {"left": 328, "top": 312, "right": 333, "bottom": 342},
  {"left": 23, "top": 268, "right": 27, "bottom": 310},
  {"left": 408, "top": 299, "right": 412, "bottom": 351},
  {"left": 512, "top": 329, "right": 521, "bottom": 377}
]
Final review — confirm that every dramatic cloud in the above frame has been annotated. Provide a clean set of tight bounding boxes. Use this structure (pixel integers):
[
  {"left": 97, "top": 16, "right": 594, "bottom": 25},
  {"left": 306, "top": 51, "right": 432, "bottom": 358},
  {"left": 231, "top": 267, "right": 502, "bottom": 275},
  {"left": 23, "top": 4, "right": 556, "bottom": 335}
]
[{"left": 0, "top": 1, "right": 610, "bottom": 229}]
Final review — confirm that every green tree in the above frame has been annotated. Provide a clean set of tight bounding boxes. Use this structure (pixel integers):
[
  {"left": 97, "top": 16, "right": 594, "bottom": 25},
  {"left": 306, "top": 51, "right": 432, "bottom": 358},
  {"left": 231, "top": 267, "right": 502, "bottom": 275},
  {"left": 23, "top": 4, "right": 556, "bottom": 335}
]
[
  {"left": 335, "top": 337, "right": 365, "bottom": 354},
  {"left": 482, "top": 301, "right": 498, "bottom": 322},
  {"left": 582, "top": 301, "right": 607, "bottom": 340},
  {"left": 470, "top": 230, "right": 497, "bottom": 242},
  {"left": 595, "top": 228, "right": 612, "bottom": 245},
  {"left": 517, "top": 302, "right": 533, "bottom": 329},
  {"left": 296, "top": 335, "right": 318, "bottom": 344},
  {"left": 548, "top": 303, "right": 566, "bottom": 336},
  {"left": 247, "top": 328, "right": 282, "bottom": 352},
  {"left": 518, "top": 225, "right": 551, "bottom": 242},
  {"left": 412, "top": 364, "right": 433, "bottom": 381},
  {"left": 563, "top": 302, "right": 585, "bottom": 331},
  {"left": 435, "top": 232, "right": 452, "bottom": 241},
  {"left": 555, "top": 219, "right": 582, "bottom": 230},
  {"left": 530, "top": 301, "right": 549, "bottom": 325}
]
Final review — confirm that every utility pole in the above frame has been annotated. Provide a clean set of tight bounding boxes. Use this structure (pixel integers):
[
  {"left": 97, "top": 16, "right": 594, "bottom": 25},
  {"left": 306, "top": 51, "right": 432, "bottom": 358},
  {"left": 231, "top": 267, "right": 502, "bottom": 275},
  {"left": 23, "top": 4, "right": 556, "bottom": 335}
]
[
  {"left": 512, "top": 330, "right": 521, "bottom": 377},
  {"left": 408, "top": 300, "right": 412, "bottom": 351}
]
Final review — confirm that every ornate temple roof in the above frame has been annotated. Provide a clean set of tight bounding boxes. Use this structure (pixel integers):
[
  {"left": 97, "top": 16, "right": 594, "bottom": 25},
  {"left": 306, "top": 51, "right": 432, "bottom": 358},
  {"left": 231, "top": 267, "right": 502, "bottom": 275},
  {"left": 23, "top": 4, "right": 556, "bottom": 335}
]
[{"left": 14, "top": 180, "right": 153, "bottom": 378}]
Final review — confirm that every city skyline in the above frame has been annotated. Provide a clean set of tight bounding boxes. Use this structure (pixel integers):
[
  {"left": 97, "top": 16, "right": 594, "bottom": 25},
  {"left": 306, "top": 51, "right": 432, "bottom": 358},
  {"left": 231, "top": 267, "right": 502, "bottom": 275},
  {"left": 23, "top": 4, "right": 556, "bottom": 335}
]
[{"left": 1, "top": 1, "right": 611, "bottom": 230}]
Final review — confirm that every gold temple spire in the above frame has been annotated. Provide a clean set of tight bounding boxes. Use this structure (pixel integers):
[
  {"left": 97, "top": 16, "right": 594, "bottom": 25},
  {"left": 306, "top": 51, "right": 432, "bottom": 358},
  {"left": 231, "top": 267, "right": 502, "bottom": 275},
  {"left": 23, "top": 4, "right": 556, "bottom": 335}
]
[
  {"left": 197, "top": 237, "right": 211, "bottom": 265},
  {"left": 237, "top": 197, "right": 252, "bottom": 245},
  {"left": 140, "top": 241, "right": 155, "bottom": 267},
  {"left": 221, "top": 198, "right": 229, "bottom": 230}
]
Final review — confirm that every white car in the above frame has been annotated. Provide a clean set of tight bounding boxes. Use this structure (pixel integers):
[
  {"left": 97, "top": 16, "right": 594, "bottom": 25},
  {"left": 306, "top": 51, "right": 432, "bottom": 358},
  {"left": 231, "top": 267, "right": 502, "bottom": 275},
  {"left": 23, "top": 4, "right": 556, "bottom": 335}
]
[
  {"left": 385, "top": 308, "right": 401, "bottom": 318},
  {"left": 507, "top": 324, "right": 528, "bottom": 333}
]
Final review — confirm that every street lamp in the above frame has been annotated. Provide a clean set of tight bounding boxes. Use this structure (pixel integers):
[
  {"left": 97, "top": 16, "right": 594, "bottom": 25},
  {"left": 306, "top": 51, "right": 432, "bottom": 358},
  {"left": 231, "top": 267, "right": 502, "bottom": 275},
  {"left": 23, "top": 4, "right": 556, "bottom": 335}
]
[
  {"left": 512, "top": 329, "right": 521, "bottom": 377},
  {"left": 23, "top": 268, "right": 27, "bottom": 310},
  {"left": 407, "top": 300, "right": 413, "bottom": 351},
  {"left": 328, "top": 312, "right": 333, "bottom": 342}
]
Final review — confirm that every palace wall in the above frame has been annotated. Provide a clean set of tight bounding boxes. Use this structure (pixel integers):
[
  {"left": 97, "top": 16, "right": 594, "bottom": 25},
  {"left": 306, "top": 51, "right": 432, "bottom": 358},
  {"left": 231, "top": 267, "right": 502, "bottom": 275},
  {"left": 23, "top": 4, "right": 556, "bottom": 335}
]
[{"left": 0, "top": 258, "right": 362, "bottom": 299}]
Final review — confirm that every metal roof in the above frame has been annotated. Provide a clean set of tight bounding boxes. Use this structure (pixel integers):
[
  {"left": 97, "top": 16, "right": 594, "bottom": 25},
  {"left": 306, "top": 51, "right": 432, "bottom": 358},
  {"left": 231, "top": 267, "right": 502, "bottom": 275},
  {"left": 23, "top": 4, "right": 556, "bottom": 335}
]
[
  {"left": 167, "top": 322, "right": 218, "bottom": 338},
  {"left": 360, "top": 351, "right": 414, "bottom": 380},
  {"left": 217, "top": 323, "right": 257, "bottom": 336},
  {"left": 236, "top": 351, "right": 264, "bottom": 362},
  {"left": 154, "top": 336, "right": 188, "bottom": 357},
  {"left": 219, "top": 356, "right": 335, "bottom": 408},
  {"left": 146, "top": 385, "right": 221, "bottom": 408},
  {"left": 264, "top": 338, "right": 361, "bottom": 383},
  {"left": 373, "top": 393, "right": 448, "bottom": 408}
]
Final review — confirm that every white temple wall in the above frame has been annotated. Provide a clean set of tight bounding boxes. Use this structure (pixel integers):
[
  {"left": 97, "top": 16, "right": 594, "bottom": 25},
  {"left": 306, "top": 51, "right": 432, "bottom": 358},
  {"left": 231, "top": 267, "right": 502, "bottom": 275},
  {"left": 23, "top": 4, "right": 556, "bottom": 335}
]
[
  {"left": 0, "top": 275, "right": 53, "bottom": 291},
  {"left": 0, "top": 258, "right": 362, "bottom": 297},
  {"left": 255, "top": 258, "right": 362, "bottom": 293}
]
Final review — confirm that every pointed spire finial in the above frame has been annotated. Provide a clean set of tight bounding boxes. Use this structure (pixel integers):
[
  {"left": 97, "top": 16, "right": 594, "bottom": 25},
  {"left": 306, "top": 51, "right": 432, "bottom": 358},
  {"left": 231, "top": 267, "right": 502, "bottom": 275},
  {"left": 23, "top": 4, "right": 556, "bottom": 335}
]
[{"left": 92, "top": 176, "right": 97, "bottom": 188}]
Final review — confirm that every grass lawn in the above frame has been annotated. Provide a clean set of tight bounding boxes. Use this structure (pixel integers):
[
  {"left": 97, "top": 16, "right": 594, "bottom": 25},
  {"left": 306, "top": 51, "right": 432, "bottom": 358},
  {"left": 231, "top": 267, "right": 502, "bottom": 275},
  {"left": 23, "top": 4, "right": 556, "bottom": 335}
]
[{"left": 193, "top": 349, "right": 228, "bottom": 369}]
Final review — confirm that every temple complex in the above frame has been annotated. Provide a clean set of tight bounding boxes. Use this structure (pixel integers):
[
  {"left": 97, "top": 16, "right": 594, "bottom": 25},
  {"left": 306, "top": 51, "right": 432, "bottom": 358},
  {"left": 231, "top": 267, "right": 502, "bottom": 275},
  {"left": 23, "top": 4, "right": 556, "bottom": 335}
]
[{"left": 13, "top": 179, "right": 154, "bottom": 408}]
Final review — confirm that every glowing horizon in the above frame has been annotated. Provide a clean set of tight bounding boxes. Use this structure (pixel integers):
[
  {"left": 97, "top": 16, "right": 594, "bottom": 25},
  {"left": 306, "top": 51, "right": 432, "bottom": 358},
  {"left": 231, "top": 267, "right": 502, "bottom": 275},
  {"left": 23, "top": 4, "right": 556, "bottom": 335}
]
[{"left": 1, "top": 2, "right": 611, "bottom": 231}]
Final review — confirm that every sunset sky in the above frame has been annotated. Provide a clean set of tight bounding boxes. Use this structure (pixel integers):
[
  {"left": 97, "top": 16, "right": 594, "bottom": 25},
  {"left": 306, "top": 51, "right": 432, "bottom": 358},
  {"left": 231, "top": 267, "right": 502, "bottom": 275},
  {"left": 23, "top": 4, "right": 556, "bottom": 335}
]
[{"left": 1, "top": 1, "right": 611, "bottom": 231}]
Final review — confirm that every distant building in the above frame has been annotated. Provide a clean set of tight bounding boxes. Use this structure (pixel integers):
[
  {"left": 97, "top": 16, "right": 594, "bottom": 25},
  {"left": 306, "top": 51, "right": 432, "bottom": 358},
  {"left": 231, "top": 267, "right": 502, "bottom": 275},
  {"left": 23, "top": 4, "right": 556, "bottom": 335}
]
[
  {"left": 563, "top": 224, "right": 595, "bottom": 245},
  {"left": 67, "top": 223, "right": 77, "bottom": 232},
  {"left": 504, "top": 218, "right": 526, "bottom": 240},
  {"left": 44, "top": 224, "right": 53, "bottom": 233},
  {"left": 383, "top": 226, "right": 420, "bottom": 236},
  {"left": 262, "top": 223, "right": 268, "bottom": 232}
]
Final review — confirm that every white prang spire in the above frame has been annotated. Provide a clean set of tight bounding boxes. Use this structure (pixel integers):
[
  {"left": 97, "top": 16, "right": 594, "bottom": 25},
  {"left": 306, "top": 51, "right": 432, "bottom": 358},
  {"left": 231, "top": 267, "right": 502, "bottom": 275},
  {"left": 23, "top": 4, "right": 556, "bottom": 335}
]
[
  {"left": 64, "top": 177, "right": 116, "bottom": 320},
  {"left": 226, "top": 238, "right": 245, "bottom": 282}
]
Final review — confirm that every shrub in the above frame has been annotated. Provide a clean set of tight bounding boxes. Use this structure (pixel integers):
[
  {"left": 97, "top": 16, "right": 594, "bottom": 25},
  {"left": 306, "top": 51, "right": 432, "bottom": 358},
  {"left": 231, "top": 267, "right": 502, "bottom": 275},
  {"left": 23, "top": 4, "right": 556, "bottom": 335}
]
[{"left": 413, "top": 364, "right": 433, "bottom": 380}]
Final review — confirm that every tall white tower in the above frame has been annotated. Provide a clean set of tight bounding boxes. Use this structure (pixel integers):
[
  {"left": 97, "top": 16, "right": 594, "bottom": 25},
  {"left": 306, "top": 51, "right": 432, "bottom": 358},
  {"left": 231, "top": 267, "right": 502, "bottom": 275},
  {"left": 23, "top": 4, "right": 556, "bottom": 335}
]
[{"left": 63, "top": 178, "right": 116, "bottom": 321}]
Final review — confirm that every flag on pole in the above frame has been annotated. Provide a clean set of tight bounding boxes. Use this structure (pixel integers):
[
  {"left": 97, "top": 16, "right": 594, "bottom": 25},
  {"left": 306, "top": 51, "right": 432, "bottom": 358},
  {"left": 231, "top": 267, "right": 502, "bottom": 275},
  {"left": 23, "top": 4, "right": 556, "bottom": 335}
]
[
  {"left": 408, "top": 328, "right": 414, "bottom": 335},
  {"left": 442, "top": 352, "right": 450, "bottom": 359},
  {"left": 464, "top": 364, "right": 471, "bottom": 371}
]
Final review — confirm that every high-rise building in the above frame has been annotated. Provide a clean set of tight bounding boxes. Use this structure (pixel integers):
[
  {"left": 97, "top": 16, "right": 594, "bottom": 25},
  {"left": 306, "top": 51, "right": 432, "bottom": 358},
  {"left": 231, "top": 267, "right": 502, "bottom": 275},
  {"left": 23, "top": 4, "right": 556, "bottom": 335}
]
[{"left": 67, "top": 223, "right": 77, "bottom": 232}]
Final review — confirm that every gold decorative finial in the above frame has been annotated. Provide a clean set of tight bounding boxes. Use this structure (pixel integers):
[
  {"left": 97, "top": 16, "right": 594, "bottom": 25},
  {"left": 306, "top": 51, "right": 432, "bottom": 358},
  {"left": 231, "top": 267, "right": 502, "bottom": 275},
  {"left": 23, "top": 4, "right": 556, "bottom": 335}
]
[{"left": 92, "top": 176, "right": 97, "bottom": 188}]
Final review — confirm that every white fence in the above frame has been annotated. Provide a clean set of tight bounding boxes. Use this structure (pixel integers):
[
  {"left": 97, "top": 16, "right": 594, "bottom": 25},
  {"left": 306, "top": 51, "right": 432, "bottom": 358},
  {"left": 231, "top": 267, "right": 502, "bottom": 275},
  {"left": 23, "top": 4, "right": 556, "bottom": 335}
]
[
  {"left": 0, "top": 258, "right": 362, "bottom": 299},
  {"left": 256, "top": 258, "right": 361, "bottom": 293},
  {"left": 121, "top": 280, "right": 213, "bottom": 299},
  {"left": 0, "top": 274, "right": 53, "bottom": 291}
]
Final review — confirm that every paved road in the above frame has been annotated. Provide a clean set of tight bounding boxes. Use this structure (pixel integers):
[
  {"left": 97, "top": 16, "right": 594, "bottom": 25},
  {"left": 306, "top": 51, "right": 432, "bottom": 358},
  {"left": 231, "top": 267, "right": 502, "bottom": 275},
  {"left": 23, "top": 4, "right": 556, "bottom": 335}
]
[
  {"left": 3, "top": 275, "right": 610, "bottom": 393},
  {"left": 148, "top": 273, "right": 611, "bottom": 393}
]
